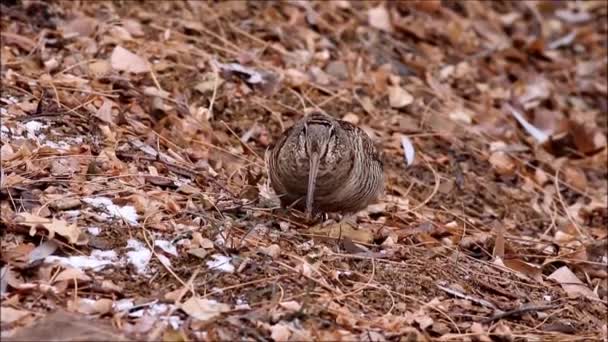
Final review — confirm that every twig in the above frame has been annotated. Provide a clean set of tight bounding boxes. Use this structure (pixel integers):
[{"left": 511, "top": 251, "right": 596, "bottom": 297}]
[
  {"left": 436, "top": 283, "right": 500, "bottom": 312},
  {"left": 554, "top": 166, "right": 588, "bottom": 239},
  {"left": 481, "top": 303, "right": 559, "bottom": 324}
]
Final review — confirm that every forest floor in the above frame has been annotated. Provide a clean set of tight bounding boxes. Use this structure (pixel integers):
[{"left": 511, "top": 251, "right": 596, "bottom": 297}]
[{"left": 1, "top": 1, "right": 607, "bottom": 341}]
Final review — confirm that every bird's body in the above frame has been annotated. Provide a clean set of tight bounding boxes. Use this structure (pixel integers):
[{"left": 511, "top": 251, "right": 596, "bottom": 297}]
[{"left": 266, "top": 112, "right": 384, "bottom": 218}]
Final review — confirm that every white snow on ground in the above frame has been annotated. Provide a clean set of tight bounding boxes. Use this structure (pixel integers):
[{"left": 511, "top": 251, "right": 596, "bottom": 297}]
[
  {"left": 83, "top": 197, "right": 138, "bottom": 224},
  {"left": 45, "top": 249, "right": 118, "bottom": 271},
  {"left": 206, "top": 254, "right": 234, "bottom": 273}
]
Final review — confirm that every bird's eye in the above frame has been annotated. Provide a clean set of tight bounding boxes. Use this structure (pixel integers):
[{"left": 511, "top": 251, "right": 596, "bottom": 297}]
[{"left": 328, "top": 125, "right": 335, "bottom": 138}]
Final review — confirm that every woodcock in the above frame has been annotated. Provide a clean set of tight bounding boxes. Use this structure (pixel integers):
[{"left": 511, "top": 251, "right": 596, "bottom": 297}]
[{"left": 266, "top": 112, "right": 384, "bottom": 219}]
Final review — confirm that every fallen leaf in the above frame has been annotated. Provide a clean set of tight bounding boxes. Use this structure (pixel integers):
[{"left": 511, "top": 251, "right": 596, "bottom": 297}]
[
  {"left": 180, "top": 297, "right": 230, "bottom": 321},
  {"left": 388, "top": 86, "right": 413, "bottom": 108},
  {"left": 308, "top": 221, "right": 374, "bottom": 244},
  {"left": 60, "top": 16, "right": 98, "bottom": 38},
  {"left": 68, "top": 298, "right": 113, "bottom": 315},
  {"left": 270, "top": 322, "right": 292, "bottom": 342},
  {"left": 489, "top": 151, "right": 516, "bottom": 175},
  {"left": 548, "top": 266, "right": 598, "bottom": 300},
  {"left": 17, "top": 213, "right": 85, "bottom": 245},
  {"left": 495, "top": 257, "right": 543, "bottom": 283},
  {"left": 94, "top": 98, "right": 115, "bottom": 124},
  {"left": 6, "top": 310, "right": 128, "bottom": 341},
  {"left": 368, "top": 5, "right": 393, "bottom": 32},
  {"left": 260, "top": 244, "right": 281, "bottom": 258},
  {"left": 514, "top": 76, "right": 552, "bottom": 109},
  {"left": 0, "top": 307, "right": 32, "bottom": 323},
  {"left": 54, "top": 267, "right": 92, "bottom": 283},
  {"left": 279, "top": 301, "right": 302, "bottom": 313},
  {"left": 110, "top": 45, "right": 150, "bottom": 74},
  {"left": 505, "top": 103, "right": 549, "bottom": 143},
  {"left": 27, "top": 240, "right": 59, "bottom": 264},
  {"left": 401, "top": 135, "right": 416, "bottom": 166},
  {"left": 448, "top": 108, "right": 474, "bottom": 125}
]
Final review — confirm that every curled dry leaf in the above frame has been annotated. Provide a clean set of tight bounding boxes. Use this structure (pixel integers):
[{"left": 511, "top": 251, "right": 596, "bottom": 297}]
[
  {"left": 401, "top": 135, "right": 416, "bottom": 166},
  {"left": 495, "top": 257, "right": 543, "bottom": 283},
  {"left": 505, "top": 103, "right": 549, "bottom": 143},
  {"left": 260, "top": 244, "right": 281, "bottom": 258},
  {"left": 257, "top": 180, "right": 281, "bottom": 208}
]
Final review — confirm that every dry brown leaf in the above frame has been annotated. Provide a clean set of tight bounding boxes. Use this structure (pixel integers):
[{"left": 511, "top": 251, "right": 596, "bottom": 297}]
[
  {"left": 180, "top": 297, "right": 230, "bottom": 321},
  {"left": 548, "top": 266, "right": 598, "bottom": 300},
  {"left": 17, "top": 213, "right": 85, "bottom": 245},
  {"left": 94, "top": 98, "right": 115, "bottom": 124},
  {"left": 308, "top": 221, "right": 374, "bottom": 244},
  {"left": 388, "top": 85, "right": 414, "bottom": 108},
  {"left": 269, "top": 322, "right": 291, "bottom": 342},
  {"left": 489, "top": 151, "right": 516, "bottom": 175},
  {"left": 6, "top": 310, "right": 128, "bottom": 341},
  {"left": 68, "top": 298, "right": 113, "bottom": 315},
  {"left": 110, "top": 45, "right": 150, "bottom": 74},
  {"left": 279, "top": 301, "right": 302, "bottom": 313},
  {"left": 495, "top": 257, "right": 543, "bottom": 283},
  {"left": 60, "top": 16, "right": 98, "bottom": 38},
  {"left": 54, "top": 267, "right": 92, "bottom": 283},
  {"left": 0, "top": 307, "right": 32, "bottom": 324},
  {"left": 260, "top": 244, "right": 281, "bottom": 258},
  {"left": 27, "top": 240, "right": 59, "bottom": 264},
  {"left": 368, "top": 5, "right": 393, "bottom": 32}
]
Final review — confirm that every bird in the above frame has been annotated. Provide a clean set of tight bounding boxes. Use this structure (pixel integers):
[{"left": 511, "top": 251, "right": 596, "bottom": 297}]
[{"left": 265, "top": 112, "right": 384, "bottom": 220}]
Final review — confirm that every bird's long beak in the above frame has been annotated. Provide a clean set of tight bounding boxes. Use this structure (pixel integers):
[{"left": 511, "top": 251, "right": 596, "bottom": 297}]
[{"left": 306, "top": 151, "right": 320, "bottom": 220}]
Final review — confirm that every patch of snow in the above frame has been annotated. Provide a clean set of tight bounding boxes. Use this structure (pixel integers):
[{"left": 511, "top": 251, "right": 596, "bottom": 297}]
[
  {"left": 83, "top": 197, "right": 138, "bottom": 225},
  {"left": 24, "top": 120, "right": 46, "bottom": 138},
  {"left": 206, "top": 254, "right": 234, "bottom": 273},
  {"left": 64, "top": 210, "right": 81, "bottom": 218},
  {"left": 45, "top": 249, "right": 117, "bottom": 271},
  {"left": 148, "top": 303, "right": 170, "bottom": 315},
  {"left": 128, "top": 302, "right": 171, "bottom": 318},
  {"left": 165, "top": 315, "right": 182, "bottom": 330},
  {"left": 87, "top": 226, "right": 101, "bottom": 236},
  {"left": 214, "top": 234, "right": 226, "bottom": 246},
  {"left": 113, "top": 298, "right": 134, "bottom": 312},
  {"left": 92, "top": 250, "right": 118, "bottom": 260},
  {"left": 157, "top": 254, "right": 171, "bottom": 267},
  {"left": 155, "top": 239, "right": 178, "bottom": 256},
  {"left": 0, "top": 125, "right": 9, "bottom": 139},
  {"left": 126, "top": 239, "right": 151, "bottom": 274},
  {"left": 44, "top": 140, "right": 71, "bottom": 150}
]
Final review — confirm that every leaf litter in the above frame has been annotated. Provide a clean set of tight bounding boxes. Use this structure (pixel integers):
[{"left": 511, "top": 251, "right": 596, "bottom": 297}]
[{"left": 0, "top": 1, "right": 606, "bottom": 341}]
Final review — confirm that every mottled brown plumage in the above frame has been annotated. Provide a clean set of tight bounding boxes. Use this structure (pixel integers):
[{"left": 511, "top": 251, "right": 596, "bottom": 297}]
[{"left": 266, "top": 112, "right": 384, "bottom": 218}]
